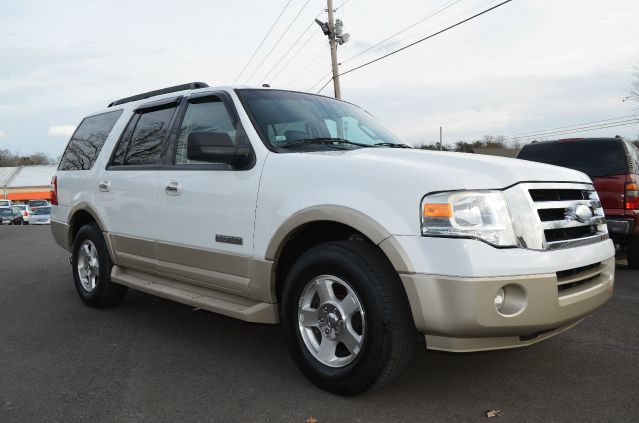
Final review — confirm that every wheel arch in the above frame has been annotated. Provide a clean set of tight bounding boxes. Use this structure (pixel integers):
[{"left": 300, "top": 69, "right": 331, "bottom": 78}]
[
  {"left": 67, "top": 203, "right": 115, "bottom": 262},
  {"left": 264, "top": 205, "right": 414, "bottom": 302}
]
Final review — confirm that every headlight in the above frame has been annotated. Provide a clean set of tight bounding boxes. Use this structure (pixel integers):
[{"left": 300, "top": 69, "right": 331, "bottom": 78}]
[{"left": 421, "top": 190, "right": 516, "bottom": 247}]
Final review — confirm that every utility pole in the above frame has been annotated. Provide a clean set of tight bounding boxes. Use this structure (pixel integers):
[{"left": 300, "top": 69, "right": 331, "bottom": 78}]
[
  {"left": 439, "top": 126, "right": 443, "bottom": 151},
  {"left": 327, "top": 0, "right": 341, "bottom": 99},
  {"left": 316, "top": 1, "right": 350, "bottom": 100}
]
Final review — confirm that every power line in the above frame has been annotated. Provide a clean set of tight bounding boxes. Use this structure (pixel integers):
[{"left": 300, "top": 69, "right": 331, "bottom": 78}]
[
  {"left": 502, "top": 119, "right": 639, "bottom": 142},
  {"left": 233, "top": 0, "right": 293, "bottom": 84},
  {"left": 244, "top": 0, "right": 313, "bottom": 85},
  {"left": 506, "top": 113, "right": 639, "bottom": 138},
  {"left": 262, "top": 8, "right": 325, "bottom": 84},
  {"left": 286, "top": 44, "right": 329, "bottom": 88},
  {"left": 317, "top": 0, "right": 514, "bottom": 92},
  {"left": 309, "top": 69, "right": 333, "bottom": 92},
  {"left": 342, "top": 0, "right": 463, "bottom": 65}
]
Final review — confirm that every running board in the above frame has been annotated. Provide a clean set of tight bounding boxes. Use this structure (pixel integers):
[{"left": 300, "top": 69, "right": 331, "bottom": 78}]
[{"left": 111, "top": 265, "right": 278, "bottom": 324}]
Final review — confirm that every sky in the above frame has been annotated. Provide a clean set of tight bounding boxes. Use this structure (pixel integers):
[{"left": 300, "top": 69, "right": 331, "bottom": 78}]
[{"left": 0, "top": 0, "right": 638, "bottom": 157}]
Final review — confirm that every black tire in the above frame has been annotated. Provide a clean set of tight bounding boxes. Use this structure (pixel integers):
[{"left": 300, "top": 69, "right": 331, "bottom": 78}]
[
  {"left": 627, "top": 235, "right": 639, "bottom": 269},
  {"left": 72, "top": 223, "right": 128, "bottom": 307},
  {"left": 281, "top": 241, "right": 415, "bottom": 396}
]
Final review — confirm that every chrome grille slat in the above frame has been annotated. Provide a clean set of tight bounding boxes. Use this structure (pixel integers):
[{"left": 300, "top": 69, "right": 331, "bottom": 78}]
[
  {"left": 541, "top": 216, "right": 606, "bottom": 230},
  {"left": 533, "top": 200, "right": 602, "bottom": 210}
]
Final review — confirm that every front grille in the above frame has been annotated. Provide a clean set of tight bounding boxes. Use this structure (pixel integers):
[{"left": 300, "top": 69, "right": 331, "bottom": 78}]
[{"left": 528, "top": 185, "right": 608, "bottom": 250}]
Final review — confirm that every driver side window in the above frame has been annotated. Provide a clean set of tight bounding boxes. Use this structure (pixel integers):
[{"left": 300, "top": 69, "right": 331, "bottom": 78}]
[{"left": 175, "top": 97, "right": 237, "bottom": 164}]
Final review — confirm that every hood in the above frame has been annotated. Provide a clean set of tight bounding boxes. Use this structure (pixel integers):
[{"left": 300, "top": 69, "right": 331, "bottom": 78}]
[{"left": 312, "top": 148, "right": 592, "bottom": 189}]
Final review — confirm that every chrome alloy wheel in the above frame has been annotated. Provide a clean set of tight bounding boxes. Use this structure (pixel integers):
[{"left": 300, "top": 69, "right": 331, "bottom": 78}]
[
  {"left": 77, "top": 240, "right": 100, "bottom": 292},
  {"left": 298, "top": 275, "right": 366, "bottom": 368}
]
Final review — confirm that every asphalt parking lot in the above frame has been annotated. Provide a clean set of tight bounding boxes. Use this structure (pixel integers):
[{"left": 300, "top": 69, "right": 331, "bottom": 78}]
[{"left": 1, "top": 226, "right": 637, "bottom": 422}]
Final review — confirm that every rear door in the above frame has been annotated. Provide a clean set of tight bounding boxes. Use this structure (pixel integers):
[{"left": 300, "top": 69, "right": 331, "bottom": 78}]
[
  {"left": 98, "top": 97, "right": 180, "bottom": 270},
  {"left": 154, "top": 92, "right": 262, "bottom": 296}
]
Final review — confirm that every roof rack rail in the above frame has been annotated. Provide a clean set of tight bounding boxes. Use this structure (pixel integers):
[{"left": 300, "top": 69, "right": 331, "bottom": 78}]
[{"left": 108, "top": 82, "right": 209, "bottom": 107}]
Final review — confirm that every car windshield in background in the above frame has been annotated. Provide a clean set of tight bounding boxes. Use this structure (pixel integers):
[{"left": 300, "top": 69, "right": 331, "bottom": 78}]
[
  {"left": 29, "top": 201, "right": 48, "bottom": 207},
  {"left": 236, "top": 89, "right": 406, "bottom": 151},
  {"left": 0, "top": 209, "right": 12, "bottom": 216},
  {"left": 518, "top": 140, "right": 628, "bottom": 177},
  {"left": 34, "top": 207, "right": 51, "bottom": 215}
]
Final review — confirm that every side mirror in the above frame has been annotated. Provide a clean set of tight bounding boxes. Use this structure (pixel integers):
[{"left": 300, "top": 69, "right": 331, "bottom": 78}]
[{"left": 187, "top": 132, "right": 251, "bottom": 166}]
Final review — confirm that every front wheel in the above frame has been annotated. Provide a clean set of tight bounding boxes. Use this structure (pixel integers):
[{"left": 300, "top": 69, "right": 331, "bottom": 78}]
[
  {"left": 281, "top": 241, "right": 415, "bottom": 396},
  {"left": 72, "top": 223, "right": 128, "bottom": 307}
]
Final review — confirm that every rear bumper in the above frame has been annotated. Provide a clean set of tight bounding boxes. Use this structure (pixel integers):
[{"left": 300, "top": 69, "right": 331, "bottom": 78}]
[
  {"left": 606, "top": 217, "right": 635, "bottom": 242},
  {"left": 400, "top": 256, "right": 615, "bottom": 352}
]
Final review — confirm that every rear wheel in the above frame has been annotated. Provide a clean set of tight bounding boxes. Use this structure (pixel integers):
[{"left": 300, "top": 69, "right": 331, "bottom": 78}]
[
  {"left": 281, "top": 241, "right": 415, "bottom": 396},
  {"left": 627, "top": 235, "right": 639, "bottom": 269},
  {"left": 72, "top": 223, "right": 128, "bottom": 307}
]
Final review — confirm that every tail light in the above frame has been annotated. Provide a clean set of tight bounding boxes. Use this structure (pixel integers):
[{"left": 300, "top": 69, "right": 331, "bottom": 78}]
[
  {"left": 51, "top": 176, "right": 58, "bottom": 206},
  {"left": 626, "top": 182, "right": 638, "bottom": 210},
  {"left": 23, "top": 211, "right": 28, "bottom": 216}
]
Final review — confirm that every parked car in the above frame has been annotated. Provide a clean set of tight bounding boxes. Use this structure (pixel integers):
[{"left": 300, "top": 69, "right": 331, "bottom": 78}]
[
  {"left": 51, "top": 83, "right": 615, "bottom": 395},
  {"left": 0, "top": 199, "right": 13, "bottom": 208},
  {"left": 27, "top": 199, "right": 50, "bottom": 211},
  {"left": 0, "top": 207, "right": 24, "bottom": 225},
  {"left": 30, "top": 206, "right": 51, "bottom": 225},
  {"left": 517, "top": 137, "right": 639, "bottom": 268},
  {"left": 15, "top": 204, "right": 34, "bottom": 224}
]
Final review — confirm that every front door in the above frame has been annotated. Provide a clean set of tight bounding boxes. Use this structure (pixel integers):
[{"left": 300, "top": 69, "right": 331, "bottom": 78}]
[{"left": 155, "top": 93, "right": 263, "bottom": 296}]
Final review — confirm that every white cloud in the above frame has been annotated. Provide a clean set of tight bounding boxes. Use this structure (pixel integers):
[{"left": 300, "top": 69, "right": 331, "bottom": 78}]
[
  {"left": 48, "top": 125, "right": 75, "bottom": 137},
  {"left": 0, "top": 129, "right": 6, "bottom": 139}
]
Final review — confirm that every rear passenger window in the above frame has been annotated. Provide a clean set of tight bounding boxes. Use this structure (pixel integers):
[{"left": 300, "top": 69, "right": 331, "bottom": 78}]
[
  {"left": 111, "top": 105, "right": 176, "bottom": 166},
  {"left": 58, "top": 110, "right": 123, "bottom": 170}
]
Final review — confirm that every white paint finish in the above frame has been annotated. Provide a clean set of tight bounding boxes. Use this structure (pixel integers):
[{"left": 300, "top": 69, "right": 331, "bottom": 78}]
[
  {"left": 97, "top": 169, "right": 159, "bottom": 242},
  {"left": 252, "top": 146, "right": 591, "bottom": 259},
  {"left": 156, "top": 165, "right": 263, "bottom": 258},
  {"left": 392, "top": 235, "right": 615, "bottom": 278}
]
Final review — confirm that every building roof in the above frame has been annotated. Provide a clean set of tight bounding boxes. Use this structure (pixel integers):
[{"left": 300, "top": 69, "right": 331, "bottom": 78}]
[
  {"left": 0, "top": 167, "right": 20, "bottom": 187},
  {"left": 1, "top": 166, "right": 57, "bottom": 188}
]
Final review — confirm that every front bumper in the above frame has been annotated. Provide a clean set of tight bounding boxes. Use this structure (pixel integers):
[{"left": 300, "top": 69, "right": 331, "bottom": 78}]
[{"left": 386, "top": 236, "right": 616, "bottom": 352}]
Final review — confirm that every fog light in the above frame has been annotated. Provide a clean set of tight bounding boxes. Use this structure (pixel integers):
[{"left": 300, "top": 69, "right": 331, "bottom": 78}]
[{"left": 494, "top": 287, "right": 505, "bottom": 311}]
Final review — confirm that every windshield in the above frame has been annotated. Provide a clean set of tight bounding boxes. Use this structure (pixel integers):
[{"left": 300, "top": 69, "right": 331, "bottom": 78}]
[
  {"left": 0, "top": 201, "right": 10, "bottom": 207},
  {"left": 29, "top": 200, "right": 48, "bottom": 207},
  {"left": 236, "top": 89, "right": 405, "bottom": 151},
  {"left": 35, "top": 207, "right": 51, "bottom": 215},
  {"left": 0, "top": 209, "right": 12, "bottom": 216}
]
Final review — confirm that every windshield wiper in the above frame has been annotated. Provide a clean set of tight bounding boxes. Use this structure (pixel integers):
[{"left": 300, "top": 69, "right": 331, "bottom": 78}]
[
  {"left": 279, "top": 138, "right": 371, "bottom": 149},
  {"left": 373, "top": 142, "right": 413, "bottom": 148}
]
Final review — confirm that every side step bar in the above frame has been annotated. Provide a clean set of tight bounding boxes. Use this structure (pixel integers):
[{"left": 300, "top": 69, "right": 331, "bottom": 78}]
[{"left": 111, "top": 265, "right": 278, "bottom": 324}]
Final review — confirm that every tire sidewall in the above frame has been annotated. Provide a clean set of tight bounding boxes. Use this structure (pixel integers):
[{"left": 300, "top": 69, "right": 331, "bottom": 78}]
[
  {"left": 72, "top": 224, "right": 113, "bottom": 305},
  {"left": 282, "top": 246, "right": 393, "bottom": 395}
]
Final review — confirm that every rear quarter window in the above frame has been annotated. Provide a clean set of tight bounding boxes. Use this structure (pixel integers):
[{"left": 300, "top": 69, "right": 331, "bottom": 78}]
[
  {"left": 517, "top": 140, "right": 628, "bottom": 177},
  {"left": 58, "top": 110, "right": 123, "bottom": 170}
]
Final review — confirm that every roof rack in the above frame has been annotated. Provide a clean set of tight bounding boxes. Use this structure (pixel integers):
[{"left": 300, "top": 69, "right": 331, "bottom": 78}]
[{"left": 108, "top": 82, "right": 209, "bottom": 107}]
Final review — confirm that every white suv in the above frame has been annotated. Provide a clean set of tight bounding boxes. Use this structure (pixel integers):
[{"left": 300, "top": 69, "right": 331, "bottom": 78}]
[{"left": 51, "top": 82, "right": 615, "bottom": 395}]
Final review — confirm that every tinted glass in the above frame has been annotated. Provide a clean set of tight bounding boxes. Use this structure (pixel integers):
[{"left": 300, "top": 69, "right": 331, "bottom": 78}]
[
  {"left": 0, "top": 201, "right": 10, "bottom": 207},
  {"left": 35, "top": 207, "right": 51, "bottom": 215},
  {"left": 175, "top": 98, "right": 237, "bottom": 164},
  {"left": 58, "top": 110, "right": 123, "bottom": 170},
  {"left": 0, "top": 209, "right": 12, "bottom": 216},
  {"left": 517, "top": 140, "right": 628, "bottom": 177},
  {"left": 28, "top": 200, "right": 48, "bottom": 207},
  {"left": 237, "top": 89, "right": 403, "bottom": 151},
  {"left": 113, "top": 106, "right": 176, "bottom": 166}
]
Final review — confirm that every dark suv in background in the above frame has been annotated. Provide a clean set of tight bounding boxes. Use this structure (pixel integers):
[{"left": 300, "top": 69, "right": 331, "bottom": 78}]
[{"left": 517, "top": 137, "right": 639, "bottom": 268}]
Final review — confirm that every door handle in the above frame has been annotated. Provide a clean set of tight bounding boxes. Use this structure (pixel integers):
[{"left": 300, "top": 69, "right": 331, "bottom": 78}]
[
  {"left": 165, "top": 181, "right": 183, "bottom": 196},
  {"left": 98, "top": 180, "right": 111, "bottom": 192}
]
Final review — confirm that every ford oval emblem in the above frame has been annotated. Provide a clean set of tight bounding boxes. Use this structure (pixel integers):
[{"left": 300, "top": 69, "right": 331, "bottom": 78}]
[{"left": 568, "top": 204, "right": 593, "bottom": 223}]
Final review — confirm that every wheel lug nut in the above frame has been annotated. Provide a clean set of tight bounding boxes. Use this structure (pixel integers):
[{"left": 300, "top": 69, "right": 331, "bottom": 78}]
[
  {"left": 323, "top": 306, "right": 328, "bottom": 311},
  {"left": 324, "top": 328, "right": 330, "bottom": 335},
  {"left": 319, "top": 317, "right": 325, "bottom": 323}
]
